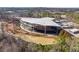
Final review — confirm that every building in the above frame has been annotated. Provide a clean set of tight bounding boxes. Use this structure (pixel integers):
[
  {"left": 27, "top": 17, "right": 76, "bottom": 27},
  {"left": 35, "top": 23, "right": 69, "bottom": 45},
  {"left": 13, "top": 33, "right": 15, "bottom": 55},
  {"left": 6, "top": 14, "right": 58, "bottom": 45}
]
[
  {"left": 53, "top": 19, "right": 79, "bottom": 37},
  {"left": 20, "top": 17, "right": 61, "bottom": 35},
  {"left": 20, "top": 17, "right": 79, "bottom": 37}
]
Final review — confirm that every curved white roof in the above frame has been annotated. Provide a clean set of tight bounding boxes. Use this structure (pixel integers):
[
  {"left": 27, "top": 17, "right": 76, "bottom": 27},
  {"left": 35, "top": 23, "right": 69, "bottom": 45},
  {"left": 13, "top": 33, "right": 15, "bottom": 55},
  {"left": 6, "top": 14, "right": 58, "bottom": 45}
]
[{"left": 21, "top": 17, "right": 60, "bottom": 27}]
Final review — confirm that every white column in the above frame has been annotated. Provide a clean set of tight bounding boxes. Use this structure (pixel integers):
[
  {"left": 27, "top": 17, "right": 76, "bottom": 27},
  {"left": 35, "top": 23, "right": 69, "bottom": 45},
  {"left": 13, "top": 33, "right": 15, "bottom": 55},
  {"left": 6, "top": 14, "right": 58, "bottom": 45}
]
[{"left": 44, "top": 26, "right": 46, "bottom": 35}]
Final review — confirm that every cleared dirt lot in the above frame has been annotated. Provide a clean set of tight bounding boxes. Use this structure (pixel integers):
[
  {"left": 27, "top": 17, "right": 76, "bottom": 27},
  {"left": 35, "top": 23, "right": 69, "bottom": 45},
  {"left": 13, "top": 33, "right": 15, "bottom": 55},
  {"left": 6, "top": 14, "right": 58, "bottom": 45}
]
[{"left": 14, "top": 32, "right": 57, "bottom": 45}]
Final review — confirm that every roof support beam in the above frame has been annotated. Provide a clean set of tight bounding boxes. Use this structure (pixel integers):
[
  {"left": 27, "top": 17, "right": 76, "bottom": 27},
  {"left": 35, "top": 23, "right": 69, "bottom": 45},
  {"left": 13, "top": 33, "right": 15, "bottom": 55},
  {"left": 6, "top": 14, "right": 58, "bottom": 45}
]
[{"left": 44, "top": 26, "right": 46, "bottom": 35}]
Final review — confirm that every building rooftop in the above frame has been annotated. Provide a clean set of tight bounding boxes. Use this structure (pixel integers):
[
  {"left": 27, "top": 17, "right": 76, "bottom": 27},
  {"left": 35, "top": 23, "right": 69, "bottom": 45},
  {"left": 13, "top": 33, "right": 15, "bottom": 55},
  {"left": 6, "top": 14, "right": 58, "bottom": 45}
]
[
  {"left": 21, "top": 17, "right": 60, "bottom": 27},
  {"left": 64, "top": 28, "right": 79, "bottom": 37}
]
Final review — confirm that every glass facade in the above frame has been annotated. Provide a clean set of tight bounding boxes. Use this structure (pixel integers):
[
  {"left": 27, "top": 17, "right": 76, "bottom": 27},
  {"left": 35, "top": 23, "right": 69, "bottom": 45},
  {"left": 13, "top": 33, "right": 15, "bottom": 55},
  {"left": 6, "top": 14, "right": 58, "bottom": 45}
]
[
  {"left": 20, "top": 20, "right": 61, "bottom": 35},
  {"left": 20, "top": 20, "right": 33, "bottom": 31}
]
